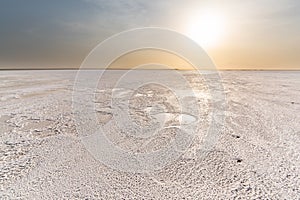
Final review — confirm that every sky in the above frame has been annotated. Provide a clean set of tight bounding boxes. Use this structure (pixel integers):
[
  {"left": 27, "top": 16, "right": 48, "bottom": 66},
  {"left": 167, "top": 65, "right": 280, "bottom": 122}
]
[{"left": 0, "top": 0, "right": 299, "bottom": 70}]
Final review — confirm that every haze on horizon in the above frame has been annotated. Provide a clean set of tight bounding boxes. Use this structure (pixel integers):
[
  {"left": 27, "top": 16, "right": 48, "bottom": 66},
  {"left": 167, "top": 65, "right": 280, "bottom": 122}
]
[{"left": 0, "top": 0, "right": 299, "bottom": 70}]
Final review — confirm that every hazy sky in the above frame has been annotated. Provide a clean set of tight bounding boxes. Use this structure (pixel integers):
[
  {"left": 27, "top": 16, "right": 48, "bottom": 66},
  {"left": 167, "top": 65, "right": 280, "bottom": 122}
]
[{"left": 0, "top": 0, "right": 299, "bottom": 69}]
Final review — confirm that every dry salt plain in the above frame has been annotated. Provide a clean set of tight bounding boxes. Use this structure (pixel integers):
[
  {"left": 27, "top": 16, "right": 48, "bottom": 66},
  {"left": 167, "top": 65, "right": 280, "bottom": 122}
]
[{"left": 0, "top": 70, "right": 299, "bottom": 199}]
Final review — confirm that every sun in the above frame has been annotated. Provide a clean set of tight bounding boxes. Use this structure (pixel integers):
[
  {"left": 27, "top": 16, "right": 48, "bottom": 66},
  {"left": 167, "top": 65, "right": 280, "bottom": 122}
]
[{"left": 186, "top": 12, "right": 226, "bottom": 48}]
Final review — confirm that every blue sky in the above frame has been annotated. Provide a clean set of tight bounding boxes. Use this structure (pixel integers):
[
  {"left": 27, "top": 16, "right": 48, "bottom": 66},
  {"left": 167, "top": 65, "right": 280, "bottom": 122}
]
[{"left": 0, "top": 0, "right": 299, "bottom": 69}]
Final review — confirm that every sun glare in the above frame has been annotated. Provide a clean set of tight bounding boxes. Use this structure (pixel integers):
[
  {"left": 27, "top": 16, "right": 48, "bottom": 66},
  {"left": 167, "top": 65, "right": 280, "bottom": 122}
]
[{"left": 186, "top": 12, "right": 226, "bottom": 48}]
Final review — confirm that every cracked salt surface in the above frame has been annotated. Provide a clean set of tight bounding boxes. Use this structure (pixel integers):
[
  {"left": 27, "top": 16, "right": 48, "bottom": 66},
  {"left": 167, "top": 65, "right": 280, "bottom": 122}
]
[{"left": 0, "top": 70, "right": 299, "bottom": 199}]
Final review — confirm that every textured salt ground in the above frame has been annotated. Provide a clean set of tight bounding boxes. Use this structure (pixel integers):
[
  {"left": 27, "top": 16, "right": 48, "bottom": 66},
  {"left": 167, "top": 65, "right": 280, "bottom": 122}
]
[{"left": 0, "top": 70, "right": 299, "bottom": 199}]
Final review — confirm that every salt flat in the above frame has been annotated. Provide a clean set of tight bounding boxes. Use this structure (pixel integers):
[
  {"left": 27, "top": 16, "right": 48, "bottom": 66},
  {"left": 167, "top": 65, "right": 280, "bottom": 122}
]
[{"left": 0, "top": 70, "right": 299, "bottom": 199}]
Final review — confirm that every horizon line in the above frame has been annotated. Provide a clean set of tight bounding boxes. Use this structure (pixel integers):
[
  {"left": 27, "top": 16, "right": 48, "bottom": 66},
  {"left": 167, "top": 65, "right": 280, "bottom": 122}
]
[{"left": 0, "top": 68, "right": 299, "bottom": 71}]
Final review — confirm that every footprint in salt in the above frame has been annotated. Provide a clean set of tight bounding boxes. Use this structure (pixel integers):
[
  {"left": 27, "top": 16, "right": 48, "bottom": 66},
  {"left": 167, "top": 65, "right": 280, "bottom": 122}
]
[{"left": 152, "top": 112, "right": 198, "bottom": 128}]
